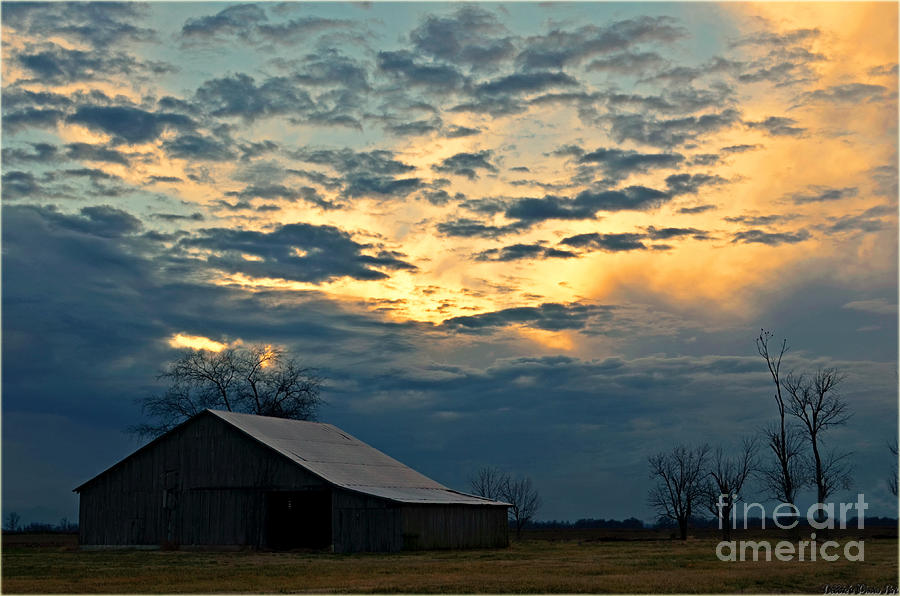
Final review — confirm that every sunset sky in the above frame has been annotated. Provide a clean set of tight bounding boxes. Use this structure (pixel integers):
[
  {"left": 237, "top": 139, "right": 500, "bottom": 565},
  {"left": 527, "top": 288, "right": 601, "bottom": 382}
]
[{"left": 2, "top": 2, "right": 897, "bottom": 524}]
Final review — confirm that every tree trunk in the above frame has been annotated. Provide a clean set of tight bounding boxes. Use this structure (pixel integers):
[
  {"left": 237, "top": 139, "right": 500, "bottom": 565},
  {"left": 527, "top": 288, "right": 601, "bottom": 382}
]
[{"left": 678, "top": 518, "right": 688, "bottom": 540}]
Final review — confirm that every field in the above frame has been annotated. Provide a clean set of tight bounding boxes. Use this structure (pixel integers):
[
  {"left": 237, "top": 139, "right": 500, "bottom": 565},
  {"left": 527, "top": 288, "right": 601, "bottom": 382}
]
[{"left": 2, "top": 529, "right": 897, "bottom": 593}]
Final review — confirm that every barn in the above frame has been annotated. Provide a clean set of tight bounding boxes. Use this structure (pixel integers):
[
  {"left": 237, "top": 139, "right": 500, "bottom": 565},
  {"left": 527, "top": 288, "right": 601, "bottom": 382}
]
[{"left": 74, "top": 409, "right": 509, "bottom": 552}]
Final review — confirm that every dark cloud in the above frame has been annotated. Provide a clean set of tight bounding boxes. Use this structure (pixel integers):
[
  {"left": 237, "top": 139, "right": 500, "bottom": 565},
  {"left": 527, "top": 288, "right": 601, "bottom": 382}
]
[
  {"left": 2, "top": 108, "right": 66, "bottom": 134},
  {"left": 180, "top": 4, "right": 268, "bottom": 43},
  {"left": 789, "top": 186, "right": 858, "bottom": 204},
  {"left": 432, "top": 150, "right": 497, "bottom": 180},
  {"left": 291, "top": 148, "right": 414, "bottom": 175},
  {"left": 16, "top": 43, "right": 173, "bottom": 84},
  {"left": 721, "top": 144, "right": 760, "bottom": 154},
  {"left": 516, "top": 17, "right": 685, "bottom": 70},
  {"left": 383, "top": 118, "right": 442, "bottom": 137},
  {"left": 559, "top": 232, "right": 646, "bottom": 252},
  {"left": 731, "top": 27, "right": 821, "bottom": 48},
  {"left": 585, "top": 51, "right": 665, "bottom": 74},
  {"left": 607, "top": 109, "right": 740, "bottom": 147},
  {"left": 63, "top": 168, "right": 118, "bottom": 182},
  {"left": 443, "top": 125, "right": 482, "bottom": 138},
  {"left": 162, "top": 134, "right": 236, "bottom": 162},
  {"left": 146, "top": 176, "right": 183, "bottom": 184},
  {"left": 797, "top": 83, "right": 891, "bottom": 105},
  {"left": 1, "top": 171, "right": 41, "bottom": 200},
  {"left": 343, "top": 175, "right": 424, "bottom": 199},
  {"left": 731, "top": 228, "right": 810, "bottom": 245},
  {"left": 645, "top": 226, "right": 709, "bottom": 240},
  {"left": 3, "top": 2, "right": 155, "bottom": 48},
  {"left": 724, "top": 214, "right": 788, "bottom": 226},
  {"left": 23, "top": 204, "right": 143, "bottom": 237},
  {"left": 475, "top": 243, "right": 578, "bottom": 262},
  {"left": 150, "top": 212, "right": 204, "bottom": 222},
  {"left": 67, "top": 106, "right": 195, "bottom": 144},
  {"left": 677, "top": 204, "right": 716, "bottom": 214},
  {"left": 505, "top": 186, "right": 670, "bottom": 222},
  {"left": 435, "top": 218, "right": 525, "bottom": 239},
  {"left": 288, "top": 49, "right": 370, "bottom": 92},
  {"left": 665, "top": 173, "right": 727, "bottom": 196},
  {"left": 475, "top": 71, "right": 579, "bottom": 96},
  {"left": 442, "top": 302, "right": 611, "bottom": 332},
  {"left": 194, "top": 74, "right": 314, "bottom": 121},
  {"left": 409, "top": 5, "right": 515, "bottom": 71},
  {"left": 1, "top": 143, "right": 59, "bottom": 164},
  {"left": 179, "top": 222, "right": 416, "bottom": 283},
  {"left": 745, "top": 116, "right": 805, "bottom": 137},
  {"left": 65, "top": 143, "right": 131, "bottom": 165},
  {"left": 377, "top": 51, "right": 467, "bottom": 91},
  {"left": 577, "top": 147, "right": 684, "bottom": 179},
  {"left": 826, "top": 205, "right": 893, "bottom": 234}
]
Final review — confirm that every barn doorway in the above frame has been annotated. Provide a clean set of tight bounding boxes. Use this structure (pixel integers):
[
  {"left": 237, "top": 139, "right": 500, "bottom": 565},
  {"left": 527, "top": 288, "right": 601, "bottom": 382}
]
[{"left": 266, "top": 490, "right": 331, "bottom": 550}]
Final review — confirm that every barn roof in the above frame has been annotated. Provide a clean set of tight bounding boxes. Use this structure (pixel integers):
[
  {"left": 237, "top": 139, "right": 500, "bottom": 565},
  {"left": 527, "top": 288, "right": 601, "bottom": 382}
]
[{"left": 76, "top": 410, "right": 508, "bottom": 507}]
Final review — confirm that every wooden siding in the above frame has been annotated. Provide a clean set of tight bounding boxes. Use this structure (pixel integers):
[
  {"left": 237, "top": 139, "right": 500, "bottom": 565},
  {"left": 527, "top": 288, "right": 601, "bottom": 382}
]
[
  {"left": 78, "top": 413, "right": 327, "bottom": 547},
  {"left": 401, "top": 504, "right": 509, "bottom": 550},
  {"left": 331, "top": 489, "right": 402, "bottom": 553}
]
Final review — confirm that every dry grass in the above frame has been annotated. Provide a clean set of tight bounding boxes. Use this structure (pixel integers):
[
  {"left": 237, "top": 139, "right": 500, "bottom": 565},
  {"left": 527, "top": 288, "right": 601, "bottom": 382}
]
[{"left": 2, "top": 531, "right": 897, "bottom": 593}]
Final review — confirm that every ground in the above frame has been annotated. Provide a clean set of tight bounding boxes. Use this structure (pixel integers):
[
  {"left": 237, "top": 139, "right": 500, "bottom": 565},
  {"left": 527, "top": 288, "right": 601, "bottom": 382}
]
[{"left": 2, "top": 529, "right": 897, "bottom": 593}]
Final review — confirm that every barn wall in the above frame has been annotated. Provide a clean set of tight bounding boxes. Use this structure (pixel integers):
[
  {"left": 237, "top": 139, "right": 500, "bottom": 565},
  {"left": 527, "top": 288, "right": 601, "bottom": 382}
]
[
  {"left": 78, "top": 413, "right": 327, "bottom": 547},
  {"left": 400, "top": 504, "right": 509, "bottom": 550},
  {"left": 331, "top": 489, "right": 402, "bottom": 553}
]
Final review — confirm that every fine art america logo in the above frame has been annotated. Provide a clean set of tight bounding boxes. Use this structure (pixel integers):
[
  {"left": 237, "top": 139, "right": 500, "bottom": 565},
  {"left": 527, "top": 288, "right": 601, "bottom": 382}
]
[{"left": 715, "top": 494, "right": 868, "bottom": 562}]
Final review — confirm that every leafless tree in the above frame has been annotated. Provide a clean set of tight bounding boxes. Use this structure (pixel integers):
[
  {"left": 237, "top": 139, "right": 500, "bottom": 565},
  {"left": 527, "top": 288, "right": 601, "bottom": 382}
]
[
  {"left": 132, "top": 344, "right": 323, "bottom": 437},
  {"left": 889, "top": 441, "right": 898, "bottom": 497},
  {"left": 756, "top": 329, "right": 805, "bottom": 506},
  {"left": 648, "top": 444, "right": 710, "bottom": 540},
  {"left": 782, "top": 368, "right": 852, "bottom": 508},
  {"left": 4, "top": 512, "right": 20, "bottom": 532},
  {"left": 703, "top": 437, "right": 757, "bottom": 540},
  {"left": 502, "top": 475, "right": 541, "bottom": 539},
  {"left": 469, "top": 466, "right": 506, "bottom": 501}
]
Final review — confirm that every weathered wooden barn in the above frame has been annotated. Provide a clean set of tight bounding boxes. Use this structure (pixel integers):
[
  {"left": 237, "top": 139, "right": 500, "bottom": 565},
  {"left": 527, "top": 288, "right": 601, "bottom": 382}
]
[{"left": 74, "top": 410, "right": 509, "bottom": 552}]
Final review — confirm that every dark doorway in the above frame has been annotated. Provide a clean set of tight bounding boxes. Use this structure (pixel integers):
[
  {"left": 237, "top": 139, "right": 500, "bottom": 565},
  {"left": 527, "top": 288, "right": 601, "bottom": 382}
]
[{"left": 266, "top": 491, "right": 331, "bottom": 550}]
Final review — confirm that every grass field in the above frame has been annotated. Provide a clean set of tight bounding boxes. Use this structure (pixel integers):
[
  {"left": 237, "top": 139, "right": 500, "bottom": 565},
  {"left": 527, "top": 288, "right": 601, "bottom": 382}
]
[{"left": 2, "top": 530, "right": 897, "bottom": 593}]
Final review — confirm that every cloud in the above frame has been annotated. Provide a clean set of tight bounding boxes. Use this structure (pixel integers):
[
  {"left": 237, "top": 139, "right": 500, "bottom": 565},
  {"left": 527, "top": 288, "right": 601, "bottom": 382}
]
[
  {"left": 475, "top": 71, "right": 579, "bottom": 96},
  {"left": 664, "top": 173, "right": 727, "bottom": 195},
  {"left": 67, "top": 106, "right": 195, "bottom": 144},
  {"left": 645, "top": 226, "right": 710, "bottom": 240},
  {"left": 731, "top": 228, "right": 811, "bottom": 245},
  {"left": 227, "top": 184, "right": 338, "bottom": 210},
  {"left": 516, "top": 17, "right": 685, "bottom": 70},
  {"left": 577, "top": 147, "right": 684, "bottom": 180},
  {"left": 585, "top": 51, "right": 665, "bottom": 74},
  {"left": 2, "top": 143, "right": 59, "bottom": 164},
  {"left": 16, "top": 43, "right": 173, "bottom": 84},
  {"left": 178, "top": 223, "right": 417, "bottom": 283},
  {"left": 432, "top": 150, "right": 498, "bottom": 180},
  {"left": 180, "top": 4, "right": 353, "bottom": 46},
  {"left": 505, "top": 186, "right": 670, "bottom": 223},
  {"left": 3, "top": 2, "right": 155, "bottom": 49},
  {"left": 842, "top": 299, "right": 898, "bottom": 315},
  {"left": 194, "top": 73, "right": 314, "bottom": 121},
  {"left": 409, "top": 5, "right": 515, "bottom": 71},
  {"left": 377, "top": 50, "right": 467, "bottom": 91},
  {"left": 559, "top": 232, "right": 646, "bottom": 252},
  {"left": 797, "top": 83, "right": 891, "bottom": 105},
  {"left": 435, "top": 218, "right": 524, "bottom": 239},
  {"left": 441, "top": 302, "right": 612, "bottom": 332},
  {"left": 677, "top": 204, "right": 717, "bottom": 214},
  {"left": 607, "top": 109, "right": 740, "bottom": 147},
  {"left": 474, "top": 243, "right": 578, "bottom": 262},
  {"left": 65, "top": 143, "right": 131, "bottom": 165},
  {"left": 788, "top": 186, "right": 858, "bottom": 204},
  {"left": 161, "top": 134, "right": 236, "bottom": 162},
  {"left": 745, "top": 116, "right": 805, "bottom": 137},
  {"left": 443, "top": 125, "right": 482, "bottom": 138},
  {"left": 1, "top": 171, "right": 41, "bottom": 200}
]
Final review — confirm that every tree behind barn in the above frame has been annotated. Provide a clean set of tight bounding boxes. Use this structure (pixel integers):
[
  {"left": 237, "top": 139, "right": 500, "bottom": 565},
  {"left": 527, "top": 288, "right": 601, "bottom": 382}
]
[
  {"left": 648, "top": 444, "right": 709, "bottom": 540},
  {"left": 132, "top": 344, "right": 323, "bottom": 438}
]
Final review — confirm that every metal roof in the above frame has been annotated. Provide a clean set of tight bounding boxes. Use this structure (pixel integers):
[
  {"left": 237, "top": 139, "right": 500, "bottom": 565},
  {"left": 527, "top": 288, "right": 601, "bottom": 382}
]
[{"left": 204, "top": 410, "right": 507, "bottom": 506}]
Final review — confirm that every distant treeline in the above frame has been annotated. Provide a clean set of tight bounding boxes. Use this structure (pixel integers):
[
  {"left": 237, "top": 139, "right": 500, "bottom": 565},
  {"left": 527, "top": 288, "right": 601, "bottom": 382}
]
[
  {"left": 520, "top": 516, "right": 898, "bottom": 530},
  {"left": 3, "top": 518, "right": 78, "bottom": 534}
]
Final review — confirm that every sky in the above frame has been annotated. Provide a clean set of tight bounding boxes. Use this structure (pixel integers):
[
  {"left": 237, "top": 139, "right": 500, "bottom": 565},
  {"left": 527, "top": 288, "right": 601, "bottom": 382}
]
[{"left": 1, "top": 1, "right": 897, "bottom": 525}]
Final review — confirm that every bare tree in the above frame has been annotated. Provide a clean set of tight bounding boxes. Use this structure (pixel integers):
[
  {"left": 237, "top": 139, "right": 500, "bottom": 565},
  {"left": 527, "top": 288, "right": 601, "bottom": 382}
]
[
  {"left": 889, "top": 441, "right": 898, "bottom": 497},
  {"left": 783, "top": 368, "right": 852, "bottom": 507},
  {"left": 648, "top": 444, "right": 710, "bottom": 540},
  {"left": 756, "top": 329, "right": 805, "bottom": 506},
  {"left": 703, "top": 438, "right": 757, "bottom": 540},
  {"left": 4, "top": 512, "right": 20, "bottom": 532},
  {"left": 501, "top": 475, "right": 541, "bottom": 539},
  {"left": 469, "top": 466, "right": 507, "bottom": 501},
  {"left": 132, "top": 344, "right": 323, "bottom": 437}
]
